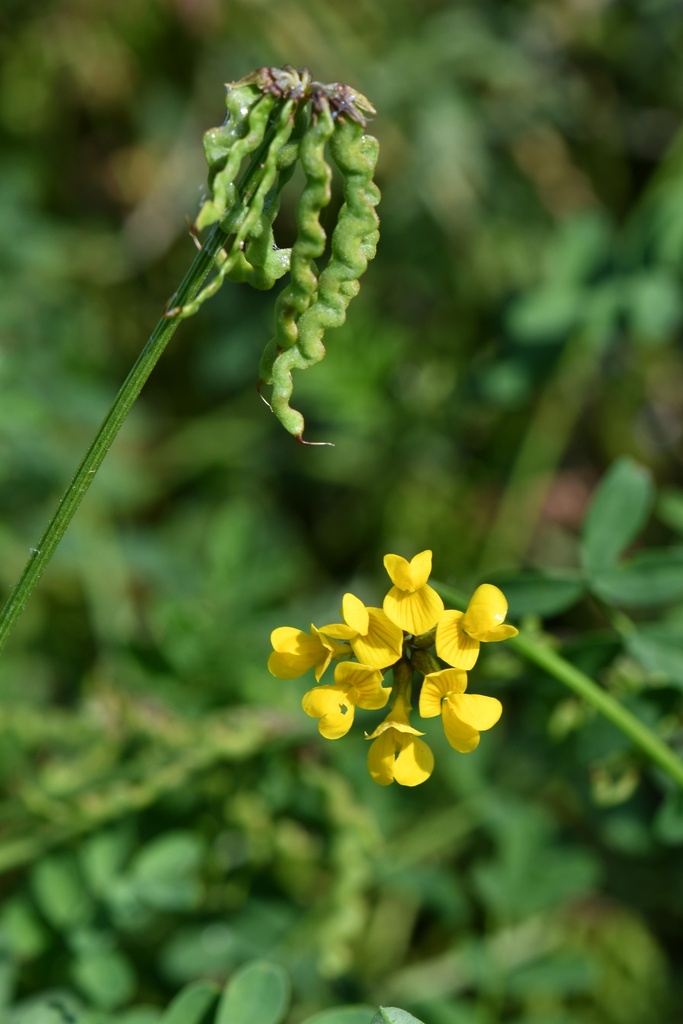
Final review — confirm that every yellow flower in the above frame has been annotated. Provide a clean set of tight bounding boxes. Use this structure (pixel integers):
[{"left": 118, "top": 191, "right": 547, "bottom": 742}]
[
  {"left": 382, "top": 550, "right": 444, "bottom": 634},
  {"left": 419, "top": 668, "right": 502, "bottom": 753},
  {"left": 302, "top": 662, "right": 389, "bottom": 739},
  {"left": 436, "top": 584, "right": 518, "bottom": 670},
  {"left": 322, "top": 593, "right": 403, "bottom": 670},
  {"left": 268, "top": 624, "right": 347, "bottom": 681},
  {"left": 366, "top": 692, "right": 434, "bottom": 786}
]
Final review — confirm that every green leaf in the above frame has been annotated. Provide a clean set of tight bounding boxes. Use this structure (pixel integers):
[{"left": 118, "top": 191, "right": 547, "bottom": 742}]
[
  {"left": 216, "top": 961, "right": 290, "bottom": 1024},
  {"left": 507, "top": 285, "right": 583, "bottom": 345},
  {"left": 544, "top": 212, "right": 612, "bottom": 284},
  {"left": 130, "top": 832, "right": 204, "bottom": 911},
  {"left": 581, "top": 458, "right": 655, "bottom": 574},
  {"left": 71, "top": 949, "right": 136, "bottom": 1011},
  {"left": 9, "top": 992, "right": 82, "bottom": 1024},
  {"left": 0, "top": 897, "right": 48, "bottom": 959},
  {"left": 31, "top": 855, "right": 94, "bottom": 931},
  {"left": 159, "top": 925, "right": 239, "bottom": 985},
  {"left": 371, "top": 1010, "right": 426, "bottom": 1024},
  {"left": 0, "top": 955, "right": 14, "bottom": 1012},
  {"left": 625, "top": 269, "right": 683, "bottom": 343},
  {"left": 491, "top": 571, "right": 585, "bottom": 617},
  {"left": 506, "top": 951, "right": 596, "bottom": 997},
  {"left": 591, "top": 548, "right": 683, "bottom": 608},
  {"left": 625, "top": 624, "right": 683, "bottom": 687},
  {"left": 80, "top": 826, "right": 135, "bottom": 899},
  {"left": 299, "top": 1007, "right": 374, "bottom": 1024},
  {"left": 657, "top": 487, "right": 683, "bottom": 535},
  {"left": 119, "top": 1011, "right": 163, "bottom": 1024},
  {"left": 654, "top": 791, "right": 683, "bottom": 845},
  {"left": 160, "top": 981, "right": 219, "bottom": 1024}
]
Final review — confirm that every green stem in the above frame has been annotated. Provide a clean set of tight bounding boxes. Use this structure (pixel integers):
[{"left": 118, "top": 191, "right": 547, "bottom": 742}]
[
  {"left": 434, "top": 579, "right": 683, "bottom": 789},
  {"left": 0, "top": 230, "right": 222, "bottom": 653},
  {"left": 0, "top": 103, "right": 288, "bottom": 654}
]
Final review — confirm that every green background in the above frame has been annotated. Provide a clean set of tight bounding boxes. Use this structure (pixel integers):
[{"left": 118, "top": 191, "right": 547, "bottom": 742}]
[{"left": 1, "top": 0, "right": 683, "bottom": 1021}]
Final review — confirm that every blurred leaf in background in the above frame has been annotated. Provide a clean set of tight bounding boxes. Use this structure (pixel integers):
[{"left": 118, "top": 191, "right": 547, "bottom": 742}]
[{"left": 1, "top": 0, "right": 683, "bottom": 1021}]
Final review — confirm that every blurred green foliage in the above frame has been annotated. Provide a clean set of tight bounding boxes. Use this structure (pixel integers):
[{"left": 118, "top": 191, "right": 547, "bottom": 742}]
[{"left": 1, "top": 0, "right": 683, "bottom": 1021}]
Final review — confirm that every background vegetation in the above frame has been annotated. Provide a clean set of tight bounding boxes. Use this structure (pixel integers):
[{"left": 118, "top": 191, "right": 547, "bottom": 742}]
[{"left": 1, "top": 0, "right": 683, "bottom": 1020}]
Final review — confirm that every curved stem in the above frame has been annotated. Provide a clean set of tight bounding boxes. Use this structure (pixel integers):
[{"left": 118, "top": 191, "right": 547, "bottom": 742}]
[
  {"left": 0, "top": 228, "right": 223, "bottom": 653},
  {"left": 0, "top": 101, "right": 289, "bottom": 654},
  {"left": 434, "top": 579, "right": 683, "bottom": 789}
]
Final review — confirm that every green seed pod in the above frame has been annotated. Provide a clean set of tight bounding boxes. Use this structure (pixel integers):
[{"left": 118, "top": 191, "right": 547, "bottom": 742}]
[
  {"left": 172, "top": 101, "right": 295, "bottom": 318},
  {"left": 196, "top": 90, "right": 276, "bottom": 233},
  {"left": 168, "top": 67, "right": 381, "bottom": 440},
  {"left": 276, "top": 102, "right": 335, "bottom": 347},
  {"left": 258, "top": 102, "right": 335, "bottom": 384},
  {"left": 261, "top": 114, "right": 380, "bottom": 437},
  {"left": 228, "top": 104, "right": 311, "bottom": 290}
]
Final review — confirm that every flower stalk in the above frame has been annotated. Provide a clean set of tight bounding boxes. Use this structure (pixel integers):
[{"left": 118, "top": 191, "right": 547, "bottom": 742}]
[{"left": 433, "top": 579, "right": 683, "bottom": 790}]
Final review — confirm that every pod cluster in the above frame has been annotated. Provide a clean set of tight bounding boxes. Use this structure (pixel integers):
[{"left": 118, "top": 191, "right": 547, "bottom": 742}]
[{"left": 169, "top": 66, "right": 380, "bottom": 440}]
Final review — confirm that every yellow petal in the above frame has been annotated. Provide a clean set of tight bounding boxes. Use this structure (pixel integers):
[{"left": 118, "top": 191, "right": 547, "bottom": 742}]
[
  {"left": 302, "top": 685, "right": 354, "bottom": 739},
  {"left": 268, "top": 651, "right": 312, "bottom": 679},
  {"left": 367, "top": 729, "right": 434, "bottom": 786},
  {"left": 319, "top": 622, "right": 357, "bottom": 641},
  {"left": 446, "top": 692, "right": 502, "bottom": 731},
  {"left": 342, "top": 593, "right": 370, "bottom": 635},
  {"left": 367, "top": 731, "right": 396, "bottom": 786},
  {"left": 383, "top": 583, "right": 444, "bottom": 634},
  {"left": 313, "top": 625, "right": 350, "bottom": 657},
  {"left": 312, "top": 649, "right": 333, "bottom": 683},
  {"left": 418, "top": 668, "right": 468, "bottom": 718},
  {"left": 383, "top": 550, "right": 433, "bottom": 591},
  {"left": 441, "top": 702, "right": 481, "bottom": 753},
  {"left": 392, "top": 734, "right": 434, "bottom": 787},
  {"left": 335, "top": 662, "right": 389, "bottom": 710},
  {"left": 270, "top": 626, "right": 320, "bottom": 657},
  {"left": 350, "top": 608, "right": 403, "bottom": 669},
  {"left": 436, "top": 610, "right": 480, "bottom": 670},
  {"left": 462, "top": 584, "right": 509, "bottom": 640},
  {"left": 311, "top": 626, "right": 348, "bottom": 682},
  {"left": 475, "top": 623, "right": 519, "bottom": 643}
]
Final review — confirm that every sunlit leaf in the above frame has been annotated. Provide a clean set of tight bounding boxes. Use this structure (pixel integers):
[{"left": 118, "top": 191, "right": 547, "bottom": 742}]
[
  {"left": 160, "top": 980, "right": 219, "bottom": 1024},
  {"left": 216, "top": 961, "right": 290, "bottom": 1024},
  {"left": 371, "top": 1010, "right": 425, "bottom": 1024},
  {"left": 581, "top": 459, "right": 655, "bottom": 574}
]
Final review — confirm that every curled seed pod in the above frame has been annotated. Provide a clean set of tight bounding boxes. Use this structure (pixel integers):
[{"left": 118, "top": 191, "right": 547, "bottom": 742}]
[
  {"left": 196, "top": 89, "right": 275, "bottom": 233},
  {"left": 171, "top": 102, "right": 295, "bottom": 319},
  {"left": 228, "top": 104, "right": 311, "bottom": 290},
  {"left": 276, "top": 102, "right": 335, "bottom": 346},
  {"left": 170, "top": 66, "right": 381, "bottom": 440},
  {"left": 260, "top": 115, "right": 380, "bottom": 438},
  {"left": 259, "top": 102, "right": 335, "bottom": 382},
  {"left": 202, "top": 83, "right": 262, "bottom": 172}
]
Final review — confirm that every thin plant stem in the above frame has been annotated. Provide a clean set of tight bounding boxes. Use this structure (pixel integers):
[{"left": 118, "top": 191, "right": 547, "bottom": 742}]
[
  {"left": 434, "top": 579, "right": 683, "bottom": 789},
  {"left": 0, "top": 104, "right": 287, "bottom": 654}
]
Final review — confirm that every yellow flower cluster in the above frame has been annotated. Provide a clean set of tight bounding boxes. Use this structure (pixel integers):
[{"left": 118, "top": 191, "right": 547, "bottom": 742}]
[{"left": 268, "top": 551, "right": 518, "bottom": 787}]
